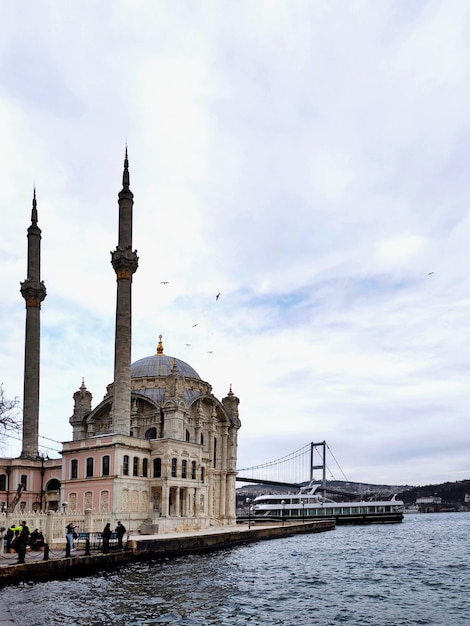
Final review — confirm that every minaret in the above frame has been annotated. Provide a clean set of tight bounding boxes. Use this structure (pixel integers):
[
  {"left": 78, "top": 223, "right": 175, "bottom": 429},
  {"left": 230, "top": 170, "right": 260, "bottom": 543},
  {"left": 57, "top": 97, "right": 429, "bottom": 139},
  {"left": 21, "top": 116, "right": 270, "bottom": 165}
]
[
  {"left": 20, "top": 189, "right": 47, "bottom": 459},
  {"left": 110, "top": 149, "right": 139, "bottom": 434}
]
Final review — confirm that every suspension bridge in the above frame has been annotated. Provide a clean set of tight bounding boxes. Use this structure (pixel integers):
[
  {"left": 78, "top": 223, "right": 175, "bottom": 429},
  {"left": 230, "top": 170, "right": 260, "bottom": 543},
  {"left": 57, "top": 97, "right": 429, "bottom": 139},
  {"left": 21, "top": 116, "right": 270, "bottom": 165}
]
[{"left": 236, "top": 441, "right": 348, "bottom": 488}]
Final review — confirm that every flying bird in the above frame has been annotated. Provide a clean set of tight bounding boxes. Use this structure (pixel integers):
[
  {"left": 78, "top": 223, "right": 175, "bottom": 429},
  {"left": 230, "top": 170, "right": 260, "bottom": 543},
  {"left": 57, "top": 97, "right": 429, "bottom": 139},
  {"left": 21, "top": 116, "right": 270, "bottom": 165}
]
[
  {"left": 216, "top": 293, "right": 221, "bottom": 300},
  {"left": 207, "top": 351, "right": 214, "bottom": 353},
  {"left": 185, "top": 343, "right": 191, "bottom": 347},
  {"left": 428, "top": 272, "right": 434, "bottom": 275},
  {"left": 160, "top": 281, "right": 169, "bottom": 284},
  {"left": 192, "top": 324, "right": 198, "bottom": 327}
]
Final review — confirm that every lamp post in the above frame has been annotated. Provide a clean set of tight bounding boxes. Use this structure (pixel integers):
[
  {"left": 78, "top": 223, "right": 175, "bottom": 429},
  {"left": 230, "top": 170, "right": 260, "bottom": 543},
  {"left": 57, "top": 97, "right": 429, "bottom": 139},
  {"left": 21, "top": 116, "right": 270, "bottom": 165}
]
[
  {"left": 281, "top": 499, "right": 286, "bottom": 525},
  {"left": 39, "top": 452, "right": 49, "bottom": 512},
  {"left": 246, "top": 497, "right": 252, "bottom": 529}
]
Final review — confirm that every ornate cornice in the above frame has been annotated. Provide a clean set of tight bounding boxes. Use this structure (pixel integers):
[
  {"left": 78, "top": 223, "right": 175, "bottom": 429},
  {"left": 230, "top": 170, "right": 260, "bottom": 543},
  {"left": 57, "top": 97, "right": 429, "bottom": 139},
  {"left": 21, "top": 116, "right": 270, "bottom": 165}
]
[
  {"left": 20, "top": 279, "right": 47, "bottom": 308},
  {"left": 111, "top": 246, "right": 139, "bottom": 279}
]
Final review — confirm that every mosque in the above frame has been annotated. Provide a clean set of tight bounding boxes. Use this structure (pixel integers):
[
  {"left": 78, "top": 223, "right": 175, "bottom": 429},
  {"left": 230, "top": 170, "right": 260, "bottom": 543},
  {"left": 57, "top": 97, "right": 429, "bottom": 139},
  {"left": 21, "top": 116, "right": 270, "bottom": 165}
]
[{"left": 0, "top": 153, "right": 241, "bottom": 532}]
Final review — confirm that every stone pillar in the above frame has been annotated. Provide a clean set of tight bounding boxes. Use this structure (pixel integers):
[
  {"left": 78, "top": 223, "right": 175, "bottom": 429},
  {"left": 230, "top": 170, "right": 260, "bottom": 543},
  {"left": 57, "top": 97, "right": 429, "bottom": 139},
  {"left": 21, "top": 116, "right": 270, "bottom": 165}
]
[
  {"left": 194, "top": 487, "right": 200, "bottom": 516},
  {"left": 111, "top": 150, "right": 138, "bottom": 435},
  {"left": 161, "top": 484, "right": 169, "bottom": 517},
  {"left": 175, "top": 488, "right": 181, "bottom": 517},
  {"left": 20, "top": 191, "right": 46, "bottom": 459},
  {"left": 45, "top": 510, "right": 54, "bottom": 546},
  {"left": 84, "top": 508, "right": 93, "bottom": 533}
]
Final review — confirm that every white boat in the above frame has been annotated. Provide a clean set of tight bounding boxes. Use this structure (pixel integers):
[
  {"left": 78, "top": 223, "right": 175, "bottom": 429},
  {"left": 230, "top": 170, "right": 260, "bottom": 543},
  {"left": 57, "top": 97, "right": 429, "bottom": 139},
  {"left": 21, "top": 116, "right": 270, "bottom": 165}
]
[{"left": 253, "top": 483, "right": 405, "bottom": 524}]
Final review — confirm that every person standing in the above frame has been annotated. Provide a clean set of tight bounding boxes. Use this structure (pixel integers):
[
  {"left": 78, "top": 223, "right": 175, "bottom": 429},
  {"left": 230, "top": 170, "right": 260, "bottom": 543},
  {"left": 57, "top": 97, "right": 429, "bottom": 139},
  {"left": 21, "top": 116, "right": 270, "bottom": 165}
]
[
  {"left": 16, "top": 521, "right": 30, "bottom": 564},
  {"left": 115, "top": 521, "right": 126, "bottom": 549},
  {"left": 5, "top": 525, "right": 15, "bottom": 553},
  {"left": 102, "top": 522, "right": 112, "bottom": 553},
  {"left": 65, "top": 522, "right": 77, "bottom": 552}
]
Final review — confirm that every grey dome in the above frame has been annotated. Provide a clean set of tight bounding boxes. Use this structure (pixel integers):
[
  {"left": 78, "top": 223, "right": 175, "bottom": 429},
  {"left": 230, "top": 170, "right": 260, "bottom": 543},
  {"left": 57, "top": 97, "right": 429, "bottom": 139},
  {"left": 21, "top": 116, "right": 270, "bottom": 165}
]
[{"left": 131, "top": 355, "right": 201, "bottom": 380}]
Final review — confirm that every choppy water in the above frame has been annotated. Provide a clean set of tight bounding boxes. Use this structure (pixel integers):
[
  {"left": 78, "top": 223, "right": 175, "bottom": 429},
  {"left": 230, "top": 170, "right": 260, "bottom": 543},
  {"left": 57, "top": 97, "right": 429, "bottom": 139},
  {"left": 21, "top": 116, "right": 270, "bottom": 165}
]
[{"left": 1, "top": 512, "right": 469, "bottom": 625}]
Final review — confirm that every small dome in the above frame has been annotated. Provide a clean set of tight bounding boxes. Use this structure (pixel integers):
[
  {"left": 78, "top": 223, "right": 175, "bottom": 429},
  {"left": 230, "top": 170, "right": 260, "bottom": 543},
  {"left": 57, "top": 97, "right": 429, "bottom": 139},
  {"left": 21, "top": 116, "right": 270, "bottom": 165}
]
[{"left": 131, "top": 355, "right": 201, "bottom": 380}]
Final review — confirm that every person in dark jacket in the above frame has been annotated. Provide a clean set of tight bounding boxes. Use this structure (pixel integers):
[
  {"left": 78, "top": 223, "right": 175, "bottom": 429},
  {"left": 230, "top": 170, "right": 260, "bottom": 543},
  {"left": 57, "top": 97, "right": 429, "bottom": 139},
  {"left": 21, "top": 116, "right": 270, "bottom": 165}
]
[
  {"left": 102, "top": 523, "right": 112, "bottom": 553},
  {"left": 115, "top": 521, "right": 126, "bottom": 549},
  {"left": 16, "top": 521, "right": 30, "bottom": 563}
]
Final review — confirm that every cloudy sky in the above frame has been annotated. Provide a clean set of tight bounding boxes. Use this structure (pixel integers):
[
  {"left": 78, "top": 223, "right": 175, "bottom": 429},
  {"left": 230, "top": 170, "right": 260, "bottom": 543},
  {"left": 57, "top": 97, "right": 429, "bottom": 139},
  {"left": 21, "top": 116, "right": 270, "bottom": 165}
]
[{"left": 1, "top": 0, "right": 470, "bottom": 486}]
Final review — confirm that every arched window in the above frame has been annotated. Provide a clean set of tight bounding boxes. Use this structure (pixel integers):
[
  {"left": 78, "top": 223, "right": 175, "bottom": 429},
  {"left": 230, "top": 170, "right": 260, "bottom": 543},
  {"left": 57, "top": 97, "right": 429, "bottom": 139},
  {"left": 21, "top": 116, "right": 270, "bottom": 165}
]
[
  {"left": 145, "top": 427, "right": 157, "bottom": 439},
  {"left": 123, "top": 455, "right": 129, "bottom": 476},
  {"left": 185, "top": 430, "right": 190, "bottom": 442},
  {"left": 200, "top": 433, "right": 204, "bottom": 446},
  {"left": 71, "top": 459, "right": 78, "bottom": 480},
  {"left": 191, "top": 461, "right": 197, "bottom": 480},
  {"left": 153, "top": 457, "right": 161, "bottom": 478},
  {"left": 86, "top": 458, "right": 94, "bottom": 478},
  {"left": 142, "top": 458, "right": 148, "bottom": 477},
  {"left": 133, "top": 457, "right": 139, "bottom": 476},
  {"left": 182, "top": 460, "right": 187, "bottom": 479},
  {"left": 171, "top": 458, "right": 177, "bottom": 478},
  {"left": 102, "top": 455, "right": 110, "bottom": 476}
]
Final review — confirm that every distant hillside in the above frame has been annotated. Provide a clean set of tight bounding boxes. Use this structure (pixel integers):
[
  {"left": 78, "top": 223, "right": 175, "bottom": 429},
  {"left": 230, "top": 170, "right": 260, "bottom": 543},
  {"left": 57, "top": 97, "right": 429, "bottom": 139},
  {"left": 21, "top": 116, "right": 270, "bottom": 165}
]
[
  {"left": 397, "top": 479, "right": 470, "bottom": 505},
  {"left": 237, "top": 479, "right": 470, "bottom": 506}
]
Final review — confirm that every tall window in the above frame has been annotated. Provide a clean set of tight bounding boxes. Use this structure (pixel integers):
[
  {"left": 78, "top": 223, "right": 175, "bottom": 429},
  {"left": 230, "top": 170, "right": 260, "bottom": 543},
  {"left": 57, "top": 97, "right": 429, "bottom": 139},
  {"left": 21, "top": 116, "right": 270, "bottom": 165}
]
[
  {"left": 86, "top": 458, "right": 94, "bottom": 478},
  {"left": 201, "top": 466, "right": 205, "bottom": 482},
  {"left": 191, "top": 461, "right": 197, "bottom": 480},
  {"left": 171, "top": 458, "right": 177, "bottom": 478},
  {"left": 123, "top": 455, "right": 129, "bottom": 476},
  {"left": 20, "top": 474, "right": 27, "bottom": 489},
  {"left": 102, "top": 455, "right": 110, "bottom": 477},
  {"left": 142, "top": 458, "right": 148, "bottom": 477},
  {"left": 133, "top": 456, "right": 139, "bottom": 476},
  {"left": 213, "top": 438, "right": 217, "bottom": 468},
  {"left": 145, "top": 427, "right": 157, "bottom": 439},
  {"left": 71, "top": 459, "right": 78, "bottom": 479},
  {"left": 185, "top": 430, "right": 190, "bottom": 442},
  {"left": 153, "top": 457, "right": 161, "bottom": 478},
  {"left": 181, "top": 460, "right": 187, "bottom": 479},
  {"left": 0, "top": 474, "right": 6, "bottom": 491},
  {"left": 200, "top": 433, "right": 204, "bottom": 446}
]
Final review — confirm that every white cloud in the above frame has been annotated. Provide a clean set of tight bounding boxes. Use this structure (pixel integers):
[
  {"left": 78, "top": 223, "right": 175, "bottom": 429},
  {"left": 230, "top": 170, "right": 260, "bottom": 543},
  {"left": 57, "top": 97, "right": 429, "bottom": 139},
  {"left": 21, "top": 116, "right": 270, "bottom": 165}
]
[{"left": 0, "top": 0, "right": 469, "bottom": 485}]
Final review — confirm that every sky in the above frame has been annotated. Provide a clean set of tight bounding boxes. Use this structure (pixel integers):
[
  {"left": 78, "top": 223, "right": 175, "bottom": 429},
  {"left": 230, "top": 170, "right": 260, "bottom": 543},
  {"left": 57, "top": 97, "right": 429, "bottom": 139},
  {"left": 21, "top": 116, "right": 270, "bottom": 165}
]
[{"left": 1, "top": 0, "right": 470, "bottom": 487}]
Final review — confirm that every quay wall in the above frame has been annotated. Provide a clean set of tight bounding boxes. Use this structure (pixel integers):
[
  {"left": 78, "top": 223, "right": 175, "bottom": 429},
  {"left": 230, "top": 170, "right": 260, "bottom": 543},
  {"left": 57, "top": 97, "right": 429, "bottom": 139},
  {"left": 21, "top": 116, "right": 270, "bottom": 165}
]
[{"left": 0, "top": 519, "right": 335, "bottom": 586}]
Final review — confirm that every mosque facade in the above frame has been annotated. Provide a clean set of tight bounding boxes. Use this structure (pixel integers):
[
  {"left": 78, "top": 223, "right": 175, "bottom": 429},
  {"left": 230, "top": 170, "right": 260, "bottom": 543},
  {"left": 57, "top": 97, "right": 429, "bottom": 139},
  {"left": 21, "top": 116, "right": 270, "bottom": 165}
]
[{"left": 0, "top": 154, "right": 241, "bottom": 532}]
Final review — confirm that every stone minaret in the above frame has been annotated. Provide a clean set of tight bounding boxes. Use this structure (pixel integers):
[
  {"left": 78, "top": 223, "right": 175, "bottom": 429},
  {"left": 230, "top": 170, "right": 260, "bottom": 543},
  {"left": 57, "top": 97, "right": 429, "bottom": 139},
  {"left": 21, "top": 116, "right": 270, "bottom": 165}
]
[
  {"left": 110, "top": 150, "right": 138, "bottom": 435},
  {"left": 20, "top": 190, "right": 47, "bottom": 459}
]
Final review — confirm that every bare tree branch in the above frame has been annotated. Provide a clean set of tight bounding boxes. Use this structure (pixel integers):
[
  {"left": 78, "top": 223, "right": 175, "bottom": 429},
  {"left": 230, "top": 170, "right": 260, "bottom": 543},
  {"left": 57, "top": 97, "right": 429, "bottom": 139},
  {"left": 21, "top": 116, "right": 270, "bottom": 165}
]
[{"left": 0, "top": 384, "right": 22, "bottom": 433}]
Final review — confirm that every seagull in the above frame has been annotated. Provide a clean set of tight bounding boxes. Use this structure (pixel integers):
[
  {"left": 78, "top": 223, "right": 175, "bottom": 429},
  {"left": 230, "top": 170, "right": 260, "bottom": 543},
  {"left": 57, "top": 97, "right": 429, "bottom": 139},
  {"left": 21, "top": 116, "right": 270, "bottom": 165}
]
[
  {"left": 160, "top": 281, "right": 169, "bottom": 284},
  {"left": 192, "top": 324, "right": 198, "bottom": 327},
  {"left": 428, "top": 272, "right": 434, "bottom": 275},
  {"left": 185, "top": 343, "right": 191, "bottom": 347},
  {"left": 207, "top": 351, "right": 213, "bottom": 353},
  {"left": 216, "top": 293, "right": 221, "bottom": 301}
]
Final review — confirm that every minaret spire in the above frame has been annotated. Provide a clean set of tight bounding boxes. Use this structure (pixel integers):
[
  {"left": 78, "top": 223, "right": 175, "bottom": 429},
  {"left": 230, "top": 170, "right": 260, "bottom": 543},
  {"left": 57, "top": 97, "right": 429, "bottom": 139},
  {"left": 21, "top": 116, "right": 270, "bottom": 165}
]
[
  {"left": 111, "top": 149, "right": 139, "bottom": 435},
  {"left": 20, "top": 189, "right": 47, "bottom": 459},
  {"left": 122, "top": 146, "right": 130, "bottom": 190}
]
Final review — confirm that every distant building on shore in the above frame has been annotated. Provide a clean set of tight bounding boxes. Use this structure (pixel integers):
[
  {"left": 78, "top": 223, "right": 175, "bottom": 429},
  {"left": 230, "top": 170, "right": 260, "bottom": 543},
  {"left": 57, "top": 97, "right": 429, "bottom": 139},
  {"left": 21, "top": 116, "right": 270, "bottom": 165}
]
[{"left": 0, "top": 153, "right": 241, "bottom": 532}]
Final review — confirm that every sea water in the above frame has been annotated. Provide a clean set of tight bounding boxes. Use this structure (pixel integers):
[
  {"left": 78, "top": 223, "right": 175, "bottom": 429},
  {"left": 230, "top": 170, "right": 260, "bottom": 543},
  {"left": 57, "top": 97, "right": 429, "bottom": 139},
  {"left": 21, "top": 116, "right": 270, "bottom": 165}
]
[{"left": 1, "top": 512, "right": 469, "bottom": 625}]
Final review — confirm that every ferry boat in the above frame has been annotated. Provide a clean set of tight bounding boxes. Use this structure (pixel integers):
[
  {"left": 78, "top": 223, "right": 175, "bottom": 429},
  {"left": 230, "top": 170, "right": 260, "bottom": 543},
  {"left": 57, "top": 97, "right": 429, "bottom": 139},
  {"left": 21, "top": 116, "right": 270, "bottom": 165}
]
[{"left": 252, "top": 483, "right": 404, "bottom": 525}]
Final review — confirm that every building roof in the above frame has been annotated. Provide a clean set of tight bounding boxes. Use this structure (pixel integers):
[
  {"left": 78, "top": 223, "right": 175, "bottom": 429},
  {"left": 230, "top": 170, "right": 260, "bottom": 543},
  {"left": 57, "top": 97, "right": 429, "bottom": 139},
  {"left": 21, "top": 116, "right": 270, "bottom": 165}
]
[{"left": 131, "top": 354, "right": 201, "bottom": 380}]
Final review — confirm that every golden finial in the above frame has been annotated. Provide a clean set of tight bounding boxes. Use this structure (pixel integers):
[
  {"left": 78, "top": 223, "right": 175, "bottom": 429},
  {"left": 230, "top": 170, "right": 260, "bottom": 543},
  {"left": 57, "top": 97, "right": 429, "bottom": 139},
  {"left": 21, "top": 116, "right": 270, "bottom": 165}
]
[{"left": 156, "top": 334, "right": 164, "bottom": 355}]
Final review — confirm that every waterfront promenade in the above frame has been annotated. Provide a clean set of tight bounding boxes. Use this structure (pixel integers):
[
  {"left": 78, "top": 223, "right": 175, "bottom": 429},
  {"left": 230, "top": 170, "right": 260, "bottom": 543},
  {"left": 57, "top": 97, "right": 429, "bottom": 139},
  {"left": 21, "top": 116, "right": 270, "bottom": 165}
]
[{"left": 0, "top": 519, "right": 335, "bottom": 623}]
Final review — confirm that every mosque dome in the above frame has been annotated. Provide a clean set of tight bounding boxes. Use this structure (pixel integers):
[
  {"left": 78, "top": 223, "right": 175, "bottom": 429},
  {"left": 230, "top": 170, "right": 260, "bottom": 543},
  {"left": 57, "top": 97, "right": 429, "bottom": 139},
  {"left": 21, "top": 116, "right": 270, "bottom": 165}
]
[
  {"left": 131, "top": 354, "right": 201, "bottom": 380},
  {"left": 131, "top": 335, "right": 201, "bottom": 380}
]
